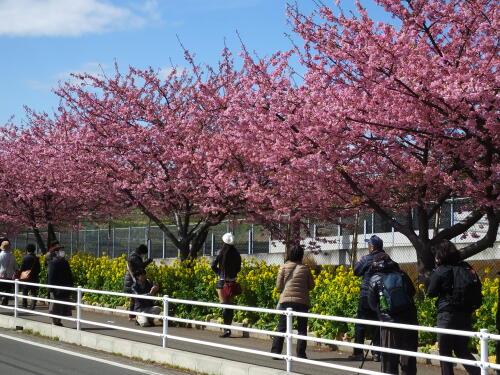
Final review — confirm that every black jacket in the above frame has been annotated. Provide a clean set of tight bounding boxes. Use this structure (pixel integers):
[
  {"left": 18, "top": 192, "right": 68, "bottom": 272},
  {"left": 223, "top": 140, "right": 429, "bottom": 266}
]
[
  {"left": 20, "top": 253, "right": 41, "bottom": 282},
  {"left": 123, "top": 252, "right": 152, "bottom": 293},
  {"left": 211, "top": 247, "right": 241, "bottom": 279},
  {"left": 47, "top": 257, "right": 73, "bottom": 298},
  {"left": 354, "top": 249, "right": 386, "bottom": 297},
  {"left": 427, "top": 262, "right": 471, "bottom": 314},
  {"left": 132, "top": 279, "right": 156, "bottom": 311},
  {"left": 367, "top": 269, "right": 417, "bottom": 324}
]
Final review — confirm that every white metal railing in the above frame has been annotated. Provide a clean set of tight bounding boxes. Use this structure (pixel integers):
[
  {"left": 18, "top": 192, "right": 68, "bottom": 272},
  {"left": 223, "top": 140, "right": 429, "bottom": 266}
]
[{"left": 0, "top": 279, "right": 498, "bottom": 375}]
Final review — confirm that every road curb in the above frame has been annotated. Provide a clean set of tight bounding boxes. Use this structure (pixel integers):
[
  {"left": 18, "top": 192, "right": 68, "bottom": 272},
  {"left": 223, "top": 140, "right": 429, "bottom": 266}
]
[{"left": 0, "top": 314, "right": 299, "bottom": 375}]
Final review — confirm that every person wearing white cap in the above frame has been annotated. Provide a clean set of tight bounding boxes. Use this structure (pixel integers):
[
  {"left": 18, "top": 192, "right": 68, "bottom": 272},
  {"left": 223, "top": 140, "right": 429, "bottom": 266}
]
[{"left": 211, "top": 232, "right": 241, "bottom": 338}]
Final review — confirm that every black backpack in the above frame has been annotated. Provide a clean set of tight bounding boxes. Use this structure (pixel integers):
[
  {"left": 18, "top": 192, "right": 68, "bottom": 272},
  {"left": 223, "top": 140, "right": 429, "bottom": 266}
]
[
  {"left": 450, "top": 262, "right": 482, "bottom": 312},
  {"left": 378, "top": 271, "right": 414, "bottom": 314}
]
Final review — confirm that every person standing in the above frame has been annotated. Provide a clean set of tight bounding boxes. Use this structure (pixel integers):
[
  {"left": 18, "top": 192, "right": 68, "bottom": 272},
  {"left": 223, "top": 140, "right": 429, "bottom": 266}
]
[
  {"left": 270, "top": 244, "right": 315, "bottom": 359},
  {"left": 211, "top": 233, "right": 242, "bottom": 338},
  {"left": 348, "top": 235, "right": 384, "bottom": 361},
  {"left": 427, "top": 240, "right": 481, "bottom": 375},
  {"left": 20, "top": 244, "right": 41, "bottom": 310},
  {"left": 367, "top": 252, "right": 418, "bottom": 375},
  {"left": 131, "top": 269, "right": 160, "bottom": 327},
  {"left": 47, "top": 245, "right": 73, "bottom": 326},
  {"left": 124, "top": 244, "right": 153, "bottom": 321},
  {"left": 0, "top": 239, "right": 17, "bottom": 306}
]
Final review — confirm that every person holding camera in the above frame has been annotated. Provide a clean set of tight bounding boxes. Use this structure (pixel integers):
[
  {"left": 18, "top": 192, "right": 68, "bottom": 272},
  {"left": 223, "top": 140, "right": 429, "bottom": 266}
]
[
  {"left": 348, "top": 235, "right": 384, "bottom": 361},
  {"left": 124, "top": 244, "right": 153, "bottom": 321}
]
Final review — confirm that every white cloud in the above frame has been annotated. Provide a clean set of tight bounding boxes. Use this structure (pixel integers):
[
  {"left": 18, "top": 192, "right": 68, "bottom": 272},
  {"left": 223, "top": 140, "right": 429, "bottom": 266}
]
[
  {"left": 25, "top": 61, "right": 111, "bottom": 90},
  {"left": 26, "top": 62, "right": 188, "bottom": 91},
  {"left": 54, "top": 61, "right": 111, "bottom": 80},
  {"left": 0, "top": 0, "right": 159, "bottom": 37}
]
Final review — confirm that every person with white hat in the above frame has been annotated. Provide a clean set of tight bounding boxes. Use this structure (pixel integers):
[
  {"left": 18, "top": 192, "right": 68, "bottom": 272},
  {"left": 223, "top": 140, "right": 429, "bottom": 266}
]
[{"left": 211, "top": 232, "right": 241, "bottom": 338}]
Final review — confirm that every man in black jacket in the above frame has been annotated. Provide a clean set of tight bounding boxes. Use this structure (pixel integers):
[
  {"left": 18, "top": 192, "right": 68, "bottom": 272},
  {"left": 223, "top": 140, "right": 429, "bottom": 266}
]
[
  {"left": 124, "top": 244, "right": 153, "bottom": 320},
  {"left": 20, "top": 244, "right": 41, "bottom": 310},
  {"left": 348, "top": 235, "right": 384, "bottom": 361},
  {"left": 367, "top": 253, "right": 418, "bottom": 375}
]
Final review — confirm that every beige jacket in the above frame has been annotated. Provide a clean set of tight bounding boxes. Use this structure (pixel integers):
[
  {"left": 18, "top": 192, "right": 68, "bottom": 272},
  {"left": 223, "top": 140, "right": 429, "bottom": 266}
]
[{"left": 276, "top": 261, "right": 315, "bottom": 306}]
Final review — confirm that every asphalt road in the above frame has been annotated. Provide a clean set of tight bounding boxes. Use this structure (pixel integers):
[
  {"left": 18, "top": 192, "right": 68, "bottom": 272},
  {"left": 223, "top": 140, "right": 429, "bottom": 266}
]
[{"left": 0, "top": 331, "right": 185, "bottom": 375}]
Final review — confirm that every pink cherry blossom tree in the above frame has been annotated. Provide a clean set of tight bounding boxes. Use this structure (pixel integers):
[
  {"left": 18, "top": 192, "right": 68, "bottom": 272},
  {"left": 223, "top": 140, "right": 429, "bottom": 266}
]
[
  {"left": 54, "top": 54, "right": 248, "bottom": 260},
  {"left": 0, "top": 113, "right": 119, "bottom": 253},
  {"left": 281, "top": 0, "right": 499, "bottom": 279}
]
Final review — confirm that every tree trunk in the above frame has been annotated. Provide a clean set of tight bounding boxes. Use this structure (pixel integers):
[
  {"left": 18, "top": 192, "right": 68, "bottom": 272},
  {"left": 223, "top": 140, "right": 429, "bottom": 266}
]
[
  {"left": 32, "top": 226, "right": 47, "bottom": 254},
  {"left": 188, "top": 228, "right": 210, "bottom": 259},
  {"left": 47, "top": 223, "right": 58, "bottom": 249},
  {"left": 413, "top": 240, "right": 436, "bottom": 286},
  {"left": 284, "top": 220, "right": 301, "bottom": 261}
]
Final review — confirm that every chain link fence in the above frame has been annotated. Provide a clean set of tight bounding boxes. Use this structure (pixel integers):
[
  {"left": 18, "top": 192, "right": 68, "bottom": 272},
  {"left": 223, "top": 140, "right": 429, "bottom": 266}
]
[{"left": 10, "top": 202, "right": 499, "bottom": 274}]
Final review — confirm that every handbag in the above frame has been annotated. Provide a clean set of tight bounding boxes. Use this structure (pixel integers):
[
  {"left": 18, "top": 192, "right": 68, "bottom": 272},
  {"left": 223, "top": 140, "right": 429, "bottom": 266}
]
[
  {"left": 222, "top": 281, "right": 242, "bottom": 298},
  {"left": 19, "top": 255, "right": 36, "bottom": 281},
  {"left": 276, "top": 265, "right": 298, "bottom": 309},
  {"left": 19, "top": 269, "right": 32, "bottom": 281}
]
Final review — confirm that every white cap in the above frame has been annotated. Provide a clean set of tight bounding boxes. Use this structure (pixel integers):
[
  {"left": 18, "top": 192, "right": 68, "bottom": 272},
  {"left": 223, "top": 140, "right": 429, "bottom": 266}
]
[{"left": 222, "top": 232, "right": 234, "bottom": 245}]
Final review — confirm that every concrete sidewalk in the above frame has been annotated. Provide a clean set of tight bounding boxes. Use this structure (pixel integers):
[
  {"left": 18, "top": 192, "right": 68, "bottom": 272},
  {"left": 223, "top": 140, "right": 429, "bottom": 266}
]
[{"left": 0, "top": 304, "right": 464, "bottom": 375}]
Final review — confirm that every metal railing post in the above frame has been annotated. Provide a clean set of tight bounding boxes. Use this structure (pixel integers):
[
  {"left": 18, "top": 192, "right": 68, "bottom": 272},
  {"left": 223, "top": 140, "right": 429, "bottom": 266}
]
[
  {"left": 211, "top": 232, "right": 215, "bottom": 256},
  {"left": 162, "top": 295, "right": 169, "bottom": 348},
  {"left": 76, "top": 286, "right": 82, "bottom": 331},
  {"left": 162, "top": 231, "right": 165, "bottom": 259},
  {"left": 127, "top": 227, "right": 131, "bottom": 257},
  {"left": 14, "top": 280, "right": 19, "bottom": 318},
  {"left": 97, "top": 229, "right": 100, "bottom": 257},
  {"left": 479, "top": 328, "right": 489, "bottom": 375},
  {"left": 286, "top": 307, "right": 293, "bottom": 372}
]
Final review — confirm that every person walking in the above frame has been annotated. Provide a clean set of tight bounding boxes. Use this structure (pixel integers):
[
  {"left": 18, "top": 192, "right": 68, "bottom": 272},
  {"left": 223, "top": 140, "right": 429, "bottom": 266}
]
[
  {"left": 367, "top": 252, "right": 418, "bottom": 375},
  {"left": 131, "top": 269, "right": 160, "bottom": 327},
  {"left": 0, "top": 239, "right": 17, "bottom": 306},
  {"left": 20, "top": 244, "right": 41, "bottom": 310},
  {"left": 47, "top": 245, "right": 73, "bottom": 326},
  {"left": 123, "top": 244, "right": 153, "bottom": 321},
  {"left": 427, "top": 240, "right": 481, "bottom": 375},
  {"left": 211, "top": 233, "right": 242, "bottom": 338},
  {"left": 348, "top": 235, "right": 384, "bottom": 361},
  {"left": 270, "top": 244, "right": 315, "bottom": 359}
]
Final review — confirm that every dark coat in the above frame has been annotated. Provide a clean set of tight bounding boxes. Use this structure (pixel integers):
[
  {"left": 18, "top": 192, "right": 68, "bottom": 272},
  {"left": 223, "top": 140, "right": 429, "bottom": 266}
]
[
  {"left": 426, "top": 262, "right": 477, "bottom": 314},
  {"left": 132, "top": 279, "right": 155, "bottom": 311},
  {"left": 47, "top": 257, "right": 73, "bottom": 299},
  {"left": 211, "top": 247, "right": 241, "bottom": 280},
  {"left": 354, "top": 248, "right": 385, "bottom": 297},
  {"left": 20, "top": 253, "right": 41, "bottom": 282},
  {"left": 123, "top": 252, "right": 152, "bottom": 293}
]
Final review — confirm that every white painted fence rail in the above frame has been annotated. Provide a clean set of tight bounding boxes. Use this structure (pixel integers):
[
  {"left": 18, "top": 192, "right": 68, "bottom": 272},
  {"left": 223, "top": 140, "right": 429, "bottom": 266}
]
[{"left": 0, "top": 279, "right": 498, "bottom": 375}]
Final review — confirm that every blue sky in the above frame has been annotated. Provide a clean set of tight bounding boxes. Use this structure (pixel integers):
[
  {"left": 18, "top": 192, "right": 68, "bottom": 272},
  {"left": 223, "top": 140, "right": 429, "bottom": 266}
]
[{"left": 0, "top": 0, "right": 390, "bottom": 124}]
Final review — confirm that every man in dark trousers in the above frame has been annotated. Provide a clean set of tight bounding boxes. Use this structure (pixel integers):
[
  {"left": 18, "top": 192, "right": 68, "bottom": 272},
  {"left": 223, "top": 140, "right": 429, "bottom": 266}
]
[
  {"left": 20, "top": 244, "right": 41, "bottom": 310},
  {"left": 367, "top": 252, "right": 418, "bottom": 375},
  {"left": 348, "top": 235, "right": 384, "bottom": 361}
]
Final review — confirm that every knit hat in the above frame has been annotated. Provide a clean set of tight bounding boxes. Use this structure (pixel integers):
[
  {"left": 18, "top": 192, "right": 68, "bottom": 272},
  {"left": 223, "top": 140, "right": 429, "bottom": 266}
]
[{"left": 222, "top": 233, "right": 234, "bottom": 245}]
